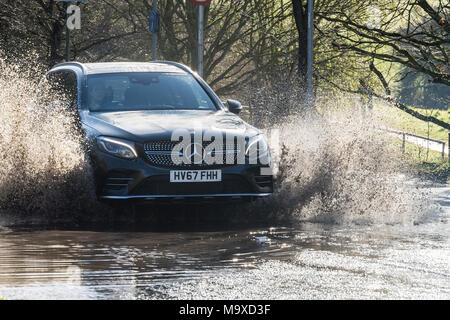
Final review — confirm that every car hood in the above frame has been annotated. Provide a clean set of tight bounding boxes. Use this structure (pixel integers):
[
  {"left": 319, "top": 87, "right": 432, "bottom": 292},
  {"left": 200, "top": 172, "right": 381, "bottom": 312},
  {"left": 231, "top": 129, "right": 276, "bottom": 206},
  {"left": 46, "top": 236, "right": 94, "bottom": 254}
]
[{"left": 82, "top": 110, "right": 260, "bottom": 142}]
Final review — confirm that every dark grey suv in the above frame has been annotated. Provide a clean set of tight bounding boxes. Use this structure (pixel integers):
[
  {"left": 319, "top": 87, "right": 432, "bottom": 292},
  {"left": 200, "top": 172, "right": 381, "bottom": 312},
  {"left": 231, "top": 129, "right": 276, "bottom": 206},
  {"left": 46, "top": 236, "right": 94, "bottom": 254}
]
[{"left": 46, "top": 61, "right": 273, "bottom": 202}]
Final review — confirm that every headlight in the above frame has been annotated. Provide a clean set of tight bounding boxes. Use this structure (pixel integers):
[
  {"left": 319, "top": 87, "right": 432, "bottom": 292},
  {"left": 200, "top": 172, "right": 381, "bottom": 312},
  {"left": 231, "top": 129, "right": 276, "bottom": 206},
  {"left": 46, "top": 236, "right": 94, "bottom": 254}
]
[
  {"left": 245, "top": 135, "right": 270, "bottom": 165},
  {"left": 97, "top": 136, "right": 138, "bottom": 160}
]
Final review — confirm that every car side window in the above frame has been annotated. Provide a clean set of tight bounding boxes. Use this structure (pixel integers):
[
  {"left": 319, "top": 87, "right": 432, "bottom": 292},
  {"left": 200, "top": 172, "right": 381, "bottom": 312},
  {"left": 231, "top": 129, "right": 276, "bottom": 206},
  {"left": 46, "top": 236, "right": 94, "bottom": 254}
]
[{"left": 47, "top": 70, "right": 78, "bottom": 110}]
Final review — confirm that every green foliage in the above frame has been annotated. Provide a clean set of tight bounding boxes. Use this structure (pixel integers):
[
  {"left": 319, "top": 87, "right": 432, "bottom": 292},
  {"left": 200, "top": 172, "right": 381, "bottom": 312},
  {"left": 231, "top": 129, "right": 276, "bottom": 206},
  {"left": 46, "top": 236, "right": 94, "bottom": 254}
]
[
  {"left": 397, "top": 70, "right": 450, "bottom": 110},
  {"left": 377, "top": 103, "right": 449, "bottom": 142},
  {"left": 0, "top": 0, "right": 448, "bottom": 105}
]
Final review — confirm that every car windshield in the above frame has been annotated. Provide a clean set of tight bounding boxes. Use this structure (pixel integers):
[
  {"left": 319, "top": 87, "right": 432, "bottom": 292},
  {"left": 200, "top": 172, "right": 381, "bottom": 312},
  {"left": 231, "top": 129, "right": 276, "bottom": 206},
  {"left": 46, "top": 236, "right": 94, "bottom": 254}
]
[{"left": 86, "top": 72, "right": 217, "bottom": 112}]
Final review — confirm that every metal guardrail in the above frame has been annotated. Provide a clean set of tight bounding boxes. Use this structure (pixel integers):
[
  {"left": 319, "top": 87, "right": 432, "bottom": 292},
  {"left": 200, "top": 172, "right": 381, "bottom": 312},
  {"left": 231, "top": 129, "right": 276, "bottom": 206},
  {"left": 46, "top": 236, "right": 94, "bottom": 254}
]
[{"left": 385, "top": 129, "right": 449, "bottom": 162}]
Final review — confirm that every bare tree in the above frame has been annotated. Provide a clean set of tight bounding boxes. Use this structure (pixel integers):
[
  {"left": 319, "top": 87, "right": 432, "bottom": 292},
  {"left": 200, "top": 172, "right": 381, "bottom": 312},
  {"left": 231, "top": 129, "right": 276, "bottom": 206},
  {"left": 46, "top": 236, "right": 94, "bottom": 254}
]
[{"left": 311, "top": 0, "right": 449, "bottom": 128}]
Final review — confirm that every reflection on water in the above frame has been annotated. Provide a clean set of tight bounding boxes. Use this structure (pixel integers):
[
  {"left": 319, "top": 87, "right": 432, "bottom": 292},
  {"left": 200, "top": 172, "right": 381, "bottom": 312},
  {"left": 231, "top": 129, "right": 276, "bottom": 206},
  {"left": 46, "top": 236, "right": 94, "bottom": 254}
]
[{"left": 0, "top": 186, "right": 449, "bottom": 300}]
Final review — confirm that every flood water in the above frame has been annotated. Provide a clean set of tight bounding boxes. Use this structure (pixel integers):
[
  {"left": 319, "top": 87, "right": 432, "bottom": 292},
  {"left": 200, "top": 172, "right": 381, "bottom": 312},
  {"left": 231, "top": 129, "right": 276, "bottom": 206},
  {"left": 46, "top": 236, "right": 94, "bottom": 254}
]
[
  {"left": 1, "top": 57, "right": 448, "bottom": 300},
  {"left": 0, "top": 185, "right": 448, "bottom": 300}
]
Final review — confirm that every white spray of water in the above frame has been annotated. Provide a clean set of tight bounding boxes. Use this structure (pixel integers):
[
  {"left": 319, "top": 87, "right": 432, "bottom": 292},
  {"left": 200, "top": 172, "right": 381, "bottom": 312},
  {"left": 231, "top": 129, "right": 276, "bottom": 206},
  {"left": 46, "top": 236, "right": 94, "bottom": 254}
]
[
  {"left": 0, "top": 58, "right": 97, "bottom": 218},
  {"left": 248, "top": 94, "right": 434, "bottom": 225},
  {"left": 0, "top": 58, "right": 435, "bottom": 225}
]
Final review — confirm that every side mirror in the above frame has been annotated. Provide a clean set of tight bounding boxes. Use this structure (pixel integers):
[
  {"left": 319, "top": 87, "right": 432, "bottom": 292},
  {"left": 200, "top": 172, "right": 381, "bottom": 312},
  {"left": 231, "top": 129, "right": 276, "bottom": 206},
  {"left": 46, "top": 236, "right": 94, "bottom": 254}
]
[{"left": 226, "top": 99, "right": 243, "bottom": 114}]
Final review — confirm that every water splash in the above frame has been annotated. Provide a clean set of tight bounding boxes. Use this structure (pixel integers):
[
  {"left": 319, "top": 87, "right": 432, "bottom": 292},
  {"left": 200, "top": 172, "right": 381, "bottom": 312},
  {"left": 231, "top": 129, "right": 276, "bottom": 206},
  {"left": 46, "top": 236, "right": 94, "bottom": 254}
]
[
  {"left": 0, "top": 58, "right": 436, "bottom": 226},
  {"left": 0, "top": 57, "right": 98, "bottom": 219},
  {"left": 248, "top": 95, "right": 434, "bottom": 225}
]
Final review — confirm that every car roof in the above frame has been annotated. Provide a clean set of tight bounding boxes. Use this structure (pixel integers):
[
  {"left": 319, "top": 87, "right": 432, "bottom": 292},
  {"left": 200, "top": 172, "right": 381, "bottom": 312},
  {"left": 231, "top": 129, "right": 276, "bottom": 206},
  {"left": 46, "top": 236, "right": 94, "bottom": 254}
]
[{"left": 51, "top": 61, "right": 188, "bottom": 75}]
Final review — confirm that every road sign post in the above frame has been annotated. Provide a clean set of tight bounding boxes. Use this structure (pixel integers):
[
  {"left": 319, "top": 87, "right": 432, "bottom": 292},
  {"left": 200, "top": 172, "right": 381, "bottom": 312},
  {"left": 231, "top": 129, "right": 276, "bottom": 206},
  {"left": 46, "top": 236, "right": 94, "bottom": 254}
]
[
  {"left": 149, "top": 0, "right": 160, "bottom": 61},
  {"left": 198, "top": 5, "right": 204, "bottom": 77},
  {"left": 54, "top": 0, "right": 86, "bottom": 62},
  {"left": 189, "top": 0, "right": 212, "bottom": 78}
]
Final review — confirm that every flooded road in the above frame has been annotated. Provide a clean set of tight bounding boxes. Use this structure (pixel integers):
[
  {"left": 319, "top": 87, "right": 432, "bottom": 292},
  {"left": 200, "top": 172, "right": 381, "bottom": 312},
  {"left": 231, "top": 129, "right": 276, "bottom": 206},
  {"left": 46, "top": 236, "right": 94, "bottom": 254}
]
[
  {"left": 0, "top": 185, "right": 448, "bottom": 300},
  {"left": 0, "top": 51, "right": 448, "bottom": 301}
]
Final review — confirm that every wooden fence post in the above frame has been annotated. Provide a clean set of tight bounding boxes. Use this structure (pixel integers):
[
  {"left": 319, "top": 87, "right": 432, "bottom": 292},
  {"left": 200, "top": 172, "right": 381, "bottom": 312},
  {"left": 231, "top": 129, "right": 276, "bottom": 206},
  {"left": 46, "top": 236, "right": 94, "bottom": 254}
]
[
  {"left": 442, "top": 141, "right": 445, "bottom": 161},
  {"left": 402, "top": 133, "right": 406, "bottom": 154}
]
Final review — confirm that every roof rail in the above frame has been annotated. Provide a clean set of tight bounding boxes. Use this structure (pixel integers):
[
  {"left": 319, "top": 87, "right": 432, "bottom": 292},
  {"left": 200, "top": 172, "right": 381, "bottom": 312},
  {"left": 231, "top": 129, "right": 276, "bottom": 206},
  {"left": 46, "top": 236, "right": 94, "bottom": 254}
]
[
  {"left": 50, "top": 61, "right": 87, "bottom": 73},
  {"left": 149, "top": 60, "right": 195, "bottom": 75}
]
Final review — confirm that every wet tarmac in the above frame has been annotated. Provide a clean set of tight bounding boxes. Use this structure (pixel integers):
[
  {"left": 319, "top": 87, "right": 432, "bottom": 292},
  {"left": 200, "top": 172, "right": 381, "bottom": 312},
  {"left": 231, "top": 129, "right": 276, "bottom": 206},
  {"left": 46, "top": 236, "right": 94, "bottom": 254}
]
[{"left": 0, "top": 185, "right": 448, "bottom": 300}]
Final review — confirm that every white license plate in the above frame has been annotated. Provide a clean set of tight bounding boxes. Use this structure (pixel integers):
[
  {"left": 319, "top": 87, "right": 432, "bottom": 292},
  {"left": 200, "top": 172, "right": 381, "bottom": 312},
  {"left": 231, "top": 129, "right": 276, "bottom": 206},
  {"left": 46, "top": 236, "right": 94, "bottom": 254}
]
[{"left": 170, "top": 170, "right": 222, "bottom": 183}]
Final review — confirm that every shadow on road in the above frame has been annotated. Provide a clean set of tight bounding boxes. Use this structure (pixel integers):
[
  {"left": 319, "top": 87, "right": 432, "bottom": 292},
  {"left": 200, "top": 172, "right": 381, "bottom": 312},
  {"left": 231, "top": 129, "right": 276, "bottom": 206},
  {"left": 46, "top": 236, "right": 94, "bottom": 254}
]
[{"left": 3, "top": 200, "right": 291, "bottom": 233}]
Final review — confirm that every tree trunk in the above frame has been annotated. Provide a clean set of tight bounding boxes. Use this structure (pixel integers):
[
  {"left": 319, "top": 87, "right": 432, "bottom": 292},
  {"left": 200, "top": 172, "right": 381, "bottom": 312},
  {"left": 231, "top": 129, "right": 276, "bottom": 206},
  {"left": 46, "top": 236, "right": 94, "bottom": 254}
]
[
  {"left": 47, "top": 1, "right": 64, "bottom": 67},
  {"left": 291, "top": 0, "right": 308, "bottom": 87}
]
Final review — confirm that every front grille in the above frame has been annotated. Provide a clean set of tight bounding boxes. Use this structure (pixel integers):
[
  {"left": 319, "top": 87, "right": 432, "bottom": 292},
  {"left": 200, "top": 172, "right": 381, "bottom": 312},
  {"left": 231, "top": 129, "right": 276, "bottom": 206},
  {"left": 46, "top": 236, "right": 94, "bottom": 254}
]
[
  {"left": 131, "top": 175, "right": 252, "bottom": 195},
  {"left": 143, "top": 140, "right": 242, "bottom": 168}
]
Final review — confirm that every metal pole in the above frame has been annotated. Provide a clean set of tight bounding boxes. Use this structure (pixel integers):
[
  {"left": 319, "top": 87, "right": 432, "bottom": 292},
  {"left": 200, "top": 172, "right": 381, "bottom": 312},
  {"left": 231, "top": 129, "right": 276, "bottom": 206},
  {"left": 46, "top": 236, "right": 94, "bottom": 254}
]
[
  {"left": 152, "top": 0, "right": 158, "bottom": 61},
  {"left": 306, "top": 0, "right": 314, "bottom": 109},
  {"left": 198, "top": 5, "right": 204, "bottom": 77},
  {"left": 66, "top": 2, "right": 70, "bottom": 62}
]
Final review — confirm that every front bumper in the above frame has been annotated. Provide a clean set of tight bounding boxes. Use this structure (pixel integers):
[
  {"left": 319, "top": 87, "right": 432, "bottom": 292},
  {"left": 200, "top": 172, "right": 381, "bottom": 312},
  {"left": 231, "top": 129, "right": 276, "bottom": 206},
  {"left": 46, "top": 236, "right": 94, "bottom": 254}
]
[
  {"left": 93, "top": 151, "right": 273, "bottom": 201},
  {"left": 101, "top": 193, "right": 271, "bottom": 201}
]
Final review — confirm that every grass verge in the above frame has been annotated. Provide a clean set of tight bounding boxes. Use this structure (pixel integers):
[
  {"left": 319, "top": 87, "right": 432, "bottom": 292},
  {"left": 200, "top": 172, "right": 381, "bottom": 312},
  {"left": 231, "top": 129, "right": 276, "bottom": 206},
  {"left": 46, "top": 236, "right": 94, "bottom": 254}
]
[
  {"left": 393, "top": 139, "right": 450, "bottom": 184},
  {"left": 376, "top": 103, "right": 449, "bottom": 142}
]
